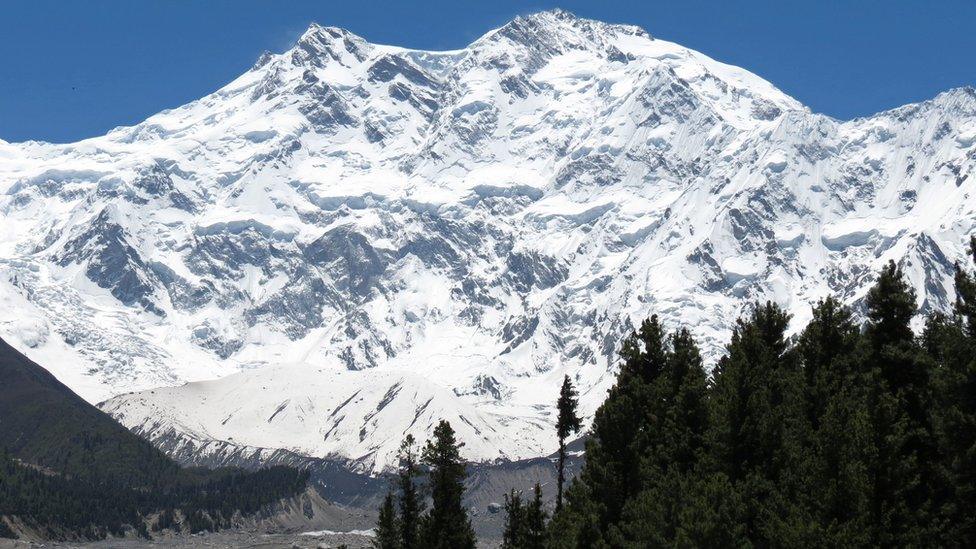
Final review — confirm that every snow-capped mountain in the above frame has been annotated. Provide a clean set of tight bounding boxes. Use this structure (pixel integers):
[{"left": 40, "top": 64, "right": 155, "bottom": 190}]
[{"left": 2, "top": 10, "right": 975, "bottom": 473}]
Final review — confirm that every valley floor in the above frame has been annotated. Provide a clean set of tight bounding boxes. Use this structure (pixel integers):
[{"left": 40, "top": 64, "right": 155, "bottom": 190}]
[
  {"left": 0, "top": 530, "right": 372, "bottom": 549},
  {"left": 0, "top": 529, "right": 504, "bottom": 548}
]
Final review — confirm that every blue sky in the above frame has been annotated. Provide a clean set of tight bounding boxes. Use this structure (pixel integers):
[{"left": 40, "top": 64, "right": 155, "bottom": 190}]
[{"left": 2, "top": 0, "right": 974, "bottom": 143}]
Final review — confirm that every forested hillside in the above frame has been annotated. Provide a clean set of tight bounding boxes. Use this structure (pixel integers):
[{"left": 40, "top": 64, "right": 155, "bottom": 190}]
[
  {"left": 0, "top": 335, "right": 180, "bottom": 486},
  {"left": 0, "top": 336, "right": 308, "bottom": 541}
]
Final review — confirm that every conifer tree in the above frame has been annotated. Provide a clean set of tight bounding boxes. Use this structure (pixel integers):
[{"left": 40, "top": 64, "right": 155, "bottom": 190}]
[
  {"left": 524, "top": 483, "right": 548, "bottom": 549},
  {"left": 555, "top": 375, "right": 581, "bottom": 511},
  {"left": 795, "top": 297, "right": 872, "bottom": 545},
  {"left": 545, "top": 478, "right": 602, "bottom": 548},
  {"left": 374, "top": 490, "right": 400, "bottom": 549},
  {"left": 947, "top": 237, "right": 976, "bottom": 544},
  {"left": 665, "top": 328, "right": 710, "bottom": 471},
  {"left": 567, "top": 315, "right": 667, "bottom": 541},
  {"left": 501, "top": 489, "right": 525, "bottom": 549},
  {"left": 552, "top": 316, "right": 712, "bottom": 546},
  {"left": 396, "top": 435, "right": 423, "bottom": 549},
  {"left": 542, "top": 248, "right": 976, "bottom": 545},
  {"left": 612, "top": 327, "right": 710, "bottom": 546},
  {"left": 673, "top": 470, "right": 747, "bottom": 547},
  {"left": 704, "top": 302, "right": 804, "bottom": 545},
  {"left": 927, "top": 237, "right": 976, "bottom": 544},
  {"left": 958, "top": 237, "right": 976, "bottom": 336},
  {"left": 503, "top": 483, "right": 547, "bottom": 549},
  {"left": 861, "top": 261, "right": 941, "bottom": 545},
  {"left": 419, "top": 420, "right": 476, "bottom": 549},
  {"left": 797, "top": 297, "right": 860, "bottom": 425}
]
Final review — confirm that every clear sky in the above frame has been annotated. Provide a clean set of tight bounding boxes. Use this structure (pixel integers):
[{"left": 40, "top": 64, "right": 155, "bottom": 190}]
[{"left": 2, "top": 0, "right": 974, "bottom": 143}]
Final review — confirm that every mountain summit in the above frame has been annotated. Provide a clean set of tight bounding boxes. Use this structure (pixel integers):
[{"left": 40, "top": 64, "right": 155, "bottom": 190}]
[{"left": 1, "top": 11, "right": 974, "bottom": 472}]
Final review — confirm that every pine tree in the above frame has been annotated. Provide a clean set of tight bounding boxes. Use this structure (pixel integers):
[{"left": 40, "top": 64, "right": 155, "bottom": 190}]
[
  {"left": 795, "top": 297, "right": 872, "bottom": 545},
  {"left": 542, "top": 252, "right": 976, "bottom": 545},
  {"left": 504, "top": 484, "right": 548, "bottom": 549},
  {"left": 396, "top": 435, "right": 423, "bottom": 549},
  {"left": 374, "top": 490, "right": 400, "bottom": 549},
  {"left": 419, "top": 421, "right": 476, "bottom": 549},
  {"left": 674, "top": 471, "right": 747, "bottom": 547},
  {"left": 927, "top": 236, "right": 976, "bottom": 544},
  {"left": 555, "top": 375, "right": 581, "bottom": 512},
  {"left": 524, "top": 483, "right": 548, "bottom": 549},
  {"left": 552, "top": 316, "right": 711, "bottom": 546},
  {"left": 546, "top": 478, "right": 602, "bottom": 549},
  {"left": 565, "top": 315, "right": 667, "bottom": 542},
  {"left": 861, "top": 260, "right": 940, "bottom": 545},
  {"left": 664, "top": 328, "right": 710, "bottom": 471},
  {"left": 797, "top": 297, "right": 860, "bottom": 426},
  {"left": 703, "top": 302, "right": 804, "bottom": 545},
  {"left": 612, "top": 326, "right": 710, "bottom": 546},
  {"left": 501, "top": 489, "right": 525, "bottom": 549},
  {"left": 958, "top": 237, "right": 976, "bottom": 338}
]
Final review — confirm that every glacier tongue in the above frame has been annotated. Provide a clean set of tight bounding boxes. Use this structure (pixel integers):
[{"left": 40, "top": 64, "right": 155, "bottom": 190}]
[{"left": 1, "top": 10, "right": 975, "bottom": 472}]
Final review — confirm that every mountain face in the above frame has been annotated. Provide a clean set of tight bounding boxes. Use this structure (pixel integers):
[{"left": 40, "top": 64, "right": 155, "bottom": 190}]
[{"left": 1, "top": 10, "right": 974, "bottom": 473}]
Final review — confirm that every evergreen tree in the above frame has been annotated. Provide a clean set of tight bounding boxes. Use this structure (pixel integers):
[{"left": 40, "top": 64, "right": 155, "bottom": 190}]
[
  {"left": 552, "top": 316, "right": 710, "bottom": 546},
  {"left": 795, "top": 297, "right": 873, "bottom": 545},
  {"left": 564, "top": 315, "right": 667, "bottom": 543},
  {"left": 927, "top": 236, "right": 976, "bottom": 544},
  {"left": 544, "top": 249, "right": 976, "bottom": 546},
  {"left": 555, "top": 375, "right": 581, "bottom": 512},
  {"left": 674, "top": 471, "right": 747, "bottom": 547},
  {"left": 947, "top": 237, "right": 976, "bottom": 544},
  {"left": 501, "top": 489, "right": 525, "bottom": 549},
  {"left": 797, "top": 297, "right": 860, "bottom": 426},
  {"left": 374, "top": 490, "right": 400, "bottom": 549},
  {"left": 503, "top": 484, "right": 547, "bottom": 549},
  {"left": 0, "top": 448, "right": 307, "bottom": 541},
  {"left": 703, "top": 302, "right": 805, "bottom": 545},
  {"left": 546, "top": 478, "right": 602, "bottom": 548},
  {"left": 524, "top": 483, "right": 548, "bottom": 549},
  {"left": 419, "top": 421, "right": 476, "bottom": 549},
  {"left": 958, "top": 237, "right": 976, "bottom": 337},
  {"left": 396, "top": 435, "right": 423, "bottom": 549},
  {"left": 612, "top": 327, "right": 710, "bottom": 546},
  {"left": 861, "top": 261, "right": 941, "bottom": 545},
  {"left": 664, "top": 328, "right": 710, "bottom": 471}
]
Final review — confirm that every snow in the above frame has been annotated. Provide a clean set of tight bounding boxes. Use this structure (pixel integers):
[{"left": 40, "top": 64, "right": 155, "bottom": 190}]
[
  {"left": 0, "top": 10, "right": 974, "bottom": 474},
  {"left": 301, "top": 528, "right": 375, "bottom": 537},
  {"left": 722, "top": 256, "right": 762, "bottom": 283}
]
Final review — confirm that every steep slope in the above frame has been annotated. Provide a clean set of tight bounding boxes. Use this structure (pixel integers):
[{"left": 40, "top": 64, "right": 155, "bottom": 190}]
[
  {"left": 1, "top": 10, "right": 974, "bottom": 473},
  {"left": 0, "top": 334, "right": 179, "bottom": 485},
  {"left": 0, "top": 334, "right": 312, "bottom": 541}
]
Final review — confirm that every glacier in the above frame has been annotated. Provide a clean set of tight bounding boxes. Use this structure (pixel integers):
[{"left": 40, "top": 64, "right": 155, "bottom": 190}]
[{"left": 1, "top": 9, "right": 974, "bottom": 473}]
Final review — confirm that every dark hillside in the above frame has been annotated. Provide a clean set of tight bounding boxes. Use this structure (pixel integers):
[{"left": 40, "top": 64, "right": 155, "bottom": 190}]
[
  {"left": 0, "top": 336, "right": 178, "bottom": 486},
  {"left": 0, "top": 336, "right": 307, "bottom": 540}
]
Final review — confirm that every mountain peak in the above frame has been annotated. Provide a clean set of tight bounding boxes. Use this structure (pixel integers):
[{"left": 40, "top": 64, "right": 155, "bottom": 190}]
[
  {"left": 512, "top": 8, "right": 650, "bottom": 38},
  {"left": 290, "top": 22, "right": 371, "bottom": 66},
  {"left": 930, "top": 86, "right": 976, "bottom": 117},
  {"left": 517, "top": 7, "right": 580, "bottom": 23},
  {"left": 939, "top": 85, "right": 976, "bottom": 104},
  {"left": 469, "top": 8, "right": 651, "bottom": 62}
]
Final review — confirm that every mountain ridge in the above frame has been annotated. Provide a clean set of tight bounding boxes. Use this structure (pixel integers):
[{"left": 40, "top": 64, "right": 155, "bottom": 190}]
[{"left": 0, "top": 9, "right": 973, "bottom": 473}]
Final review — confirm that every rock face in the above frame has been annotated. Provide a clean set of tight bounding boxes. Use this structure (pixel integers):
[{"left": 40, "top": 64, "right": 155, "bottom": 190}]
[{"left": 1, "top": 10, "right": 975, "bottom": 473}]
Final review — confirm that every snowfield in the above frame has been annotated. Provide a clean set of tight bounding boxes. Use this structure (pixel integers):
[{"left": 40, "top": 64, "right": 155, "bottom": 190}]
[{"left": 1, "top": 10, "right": 975, "bottom": 473}]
